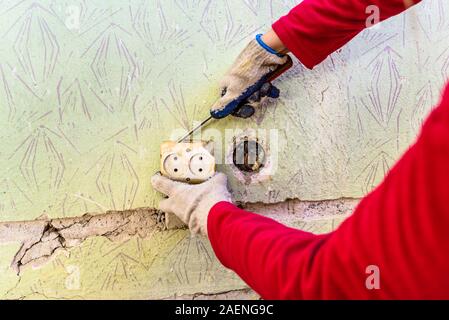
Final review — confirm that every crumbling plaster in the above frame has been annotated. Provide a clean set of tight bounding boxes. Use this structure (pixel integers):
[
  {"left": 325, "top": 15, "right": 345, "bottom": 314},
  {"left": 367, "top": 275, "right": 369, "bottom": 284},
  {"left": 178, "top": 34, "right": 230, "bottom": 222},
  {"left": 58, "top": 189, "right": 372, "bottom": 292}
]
[
  {"left": 0, "top": 199, "right": 354, "bottom": 299},
  {"left": 1, "top": 207, "right": 165, "bottom": 274},
  {"left": 0, "top": 0, "right": 448, "bottom": 299}
]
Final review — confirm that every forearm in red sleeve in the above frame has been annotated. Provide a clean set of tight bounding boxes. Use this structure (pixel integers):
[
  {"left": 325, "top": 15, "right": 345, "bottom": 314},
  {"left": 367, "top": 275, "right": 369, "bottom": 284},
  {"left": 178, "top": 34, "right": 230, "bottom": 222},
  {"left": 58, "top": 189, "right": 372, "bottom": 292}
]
[
  {"left": 208, "top": 84, "right": 449, "bottom": 299},
  {"left": 272, "top": 0, "right": 421, "bottom": 68},
  {"left": 208, "top": 201, "right": 325, "bottom": 299}
]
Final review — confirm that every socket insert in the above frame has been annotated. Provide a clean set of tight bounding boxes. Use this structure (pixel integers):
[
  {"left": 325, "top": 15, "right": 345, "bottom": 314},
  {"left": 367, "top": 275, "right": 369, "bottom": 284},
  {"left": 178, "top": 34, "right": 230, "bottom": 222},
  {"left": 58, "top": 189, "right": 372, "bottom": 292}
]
[{"left": 160, "top": 141, "right": 215, "bottom": 183}]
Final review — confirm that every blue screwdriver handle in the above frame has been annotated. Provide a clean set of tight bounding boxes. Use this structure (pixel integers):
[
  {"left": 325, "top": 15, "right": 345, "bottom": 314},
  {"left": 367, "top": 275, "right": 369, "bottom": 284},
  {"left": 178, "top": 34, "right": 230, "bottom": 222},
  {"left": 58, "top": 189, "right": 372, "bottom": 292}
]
[{"left": 210, "top": 55, "right": 293, "bottom": 119}]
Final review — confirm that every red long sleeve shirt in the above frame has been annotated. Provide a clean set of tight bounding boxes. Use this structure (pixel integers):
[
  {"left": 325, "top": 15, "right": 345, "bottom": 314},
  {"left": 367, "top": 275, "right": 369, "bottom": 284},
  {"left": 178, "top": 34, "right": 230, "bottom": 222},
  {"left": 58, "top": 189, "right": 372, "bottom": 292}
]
[{"left": 207, "top": 0, "right": 449, "bottom": 299}]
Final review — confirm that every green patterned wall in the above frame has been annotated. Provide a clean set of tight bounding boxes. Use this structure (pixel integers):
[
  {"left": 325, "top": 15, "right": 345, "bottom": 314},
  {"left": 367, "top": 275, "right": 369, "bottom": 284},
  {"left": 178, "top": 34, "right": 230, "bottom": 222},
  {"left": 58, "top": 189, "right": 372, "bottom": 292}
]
[
  {"left": 0, "top": 1, "right": 448, "bottom": 222},
  {"left": 0, "top": 0, "right": 448, "bottom": 299}
]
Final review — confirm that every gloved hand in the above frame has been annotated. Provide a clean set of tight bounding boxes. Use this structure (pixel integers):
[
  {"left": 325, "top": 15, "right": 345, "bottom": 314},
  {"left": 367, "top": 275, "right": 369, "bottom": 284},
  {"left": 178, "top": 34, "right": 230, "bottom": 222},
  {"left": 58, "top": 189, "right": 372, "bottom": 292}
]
[
  {"left": 151, "top": 172, "right": 233, "bottom": 236},
  {"left": 211, "top": 38, "right": 288, "bottom": 118}
]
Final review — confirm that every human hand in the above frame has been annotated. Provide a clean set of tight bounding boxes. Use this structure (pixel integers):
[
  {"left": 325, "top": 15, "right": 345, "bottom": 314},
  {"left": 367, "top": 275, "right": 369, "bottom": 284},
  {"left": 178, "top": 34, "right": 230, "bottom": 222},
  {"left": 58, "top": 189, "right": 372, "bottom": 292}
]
[
  {"left": 151, "top": 172, "right": 233, "bottom": 236},
  {"left": 210, "top": 33, "right": 289, "bottom": 119}
]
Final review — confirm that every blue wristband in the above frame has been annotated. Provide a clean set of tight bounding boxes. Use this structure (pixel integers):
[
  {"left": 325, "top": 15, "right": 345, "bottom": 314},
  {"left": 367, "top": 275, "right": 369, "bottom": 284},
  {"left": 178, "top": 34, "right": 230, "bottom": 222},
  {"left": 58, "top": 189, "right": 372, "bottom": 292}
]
[{"left": 255, "top": 34, "right": 285, "bottom": 57}]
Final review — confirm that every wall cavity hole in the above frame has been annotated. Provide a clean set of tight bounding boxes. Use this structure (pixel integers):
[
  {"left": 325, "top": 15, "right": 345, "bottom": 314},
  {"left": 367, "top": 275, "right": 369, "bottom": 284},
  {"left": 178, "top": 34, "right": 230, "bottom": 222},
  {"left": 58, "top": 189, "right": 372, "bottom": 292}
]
[{"left": 232, "top": 138, "right": 266, "bottom": 173}]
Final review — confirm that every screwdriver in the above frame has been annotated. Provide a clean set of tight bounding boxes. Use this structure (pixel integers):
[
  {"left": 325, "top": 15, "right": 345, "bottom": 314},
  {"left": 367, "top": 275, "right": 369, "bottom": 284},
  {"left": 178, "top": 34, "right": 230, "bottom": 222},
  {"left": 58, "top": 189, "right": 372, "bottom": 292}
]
[{"left": 177, "top": 55, "right": 293, "bottom": 143}]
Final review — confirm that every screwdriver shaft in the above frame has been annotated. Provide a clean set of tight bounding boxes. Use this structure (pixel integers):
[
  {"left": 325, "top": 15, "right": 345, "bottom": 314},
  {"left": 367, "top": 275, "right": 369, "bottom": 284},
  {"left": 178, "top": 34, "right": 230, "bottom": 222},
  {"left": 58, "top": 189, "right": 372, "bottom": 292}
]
[{"left": 176, "top": 116, "right": 213, "bottom": 143}]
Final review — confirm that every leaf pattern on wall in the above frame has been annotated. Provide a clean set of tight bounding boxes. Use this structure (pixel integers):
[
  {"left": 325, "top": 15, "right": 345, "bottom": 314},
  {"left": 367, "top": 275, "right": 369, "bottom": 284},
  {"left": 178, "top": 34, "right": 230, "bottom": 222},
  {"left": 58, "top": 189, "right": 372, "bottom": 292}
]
[{"left": 0, "top": 0, "right": 447, "bottom": 220}]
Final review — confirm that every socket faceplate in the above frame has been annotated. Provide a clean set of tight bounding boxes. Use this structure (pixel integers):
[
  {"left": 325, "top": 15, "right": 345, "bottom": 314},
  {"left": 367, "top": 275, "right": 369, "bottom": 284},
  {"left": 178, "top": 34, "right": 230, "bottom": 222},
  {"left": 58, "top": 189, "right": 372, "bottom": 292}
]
[{"left": 160, "top": 141, "right": 215, "bottom": 183}]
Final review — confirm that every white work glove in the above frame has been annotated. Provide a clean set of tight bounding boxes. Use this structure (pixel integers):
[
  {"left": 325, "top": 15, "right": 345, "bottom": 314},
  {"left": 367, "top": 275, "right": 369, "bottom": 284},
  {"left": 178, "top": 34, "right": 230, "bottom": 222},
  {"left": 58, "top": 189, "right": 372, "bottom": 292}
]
[
  {"left": 151, "top": 172, "right": 233, "bottom": 237},
  {"left": 211, "top": 39, "right": 288, "bottom": 118}
]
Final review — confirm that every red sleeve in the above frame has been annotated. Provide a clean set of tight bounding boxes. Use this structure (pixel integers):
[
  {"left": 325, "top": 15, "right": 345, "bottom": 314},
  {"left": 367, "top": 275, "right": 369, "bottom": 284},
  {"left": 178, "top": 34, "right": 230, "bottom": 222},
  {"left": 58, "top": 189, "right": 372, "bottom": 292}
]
[
  {"left": 272, "top": 0, "right": 421, "bottom": 68},
  {"left": 208, "top": 84, "right": 449, "bottom": 299}
]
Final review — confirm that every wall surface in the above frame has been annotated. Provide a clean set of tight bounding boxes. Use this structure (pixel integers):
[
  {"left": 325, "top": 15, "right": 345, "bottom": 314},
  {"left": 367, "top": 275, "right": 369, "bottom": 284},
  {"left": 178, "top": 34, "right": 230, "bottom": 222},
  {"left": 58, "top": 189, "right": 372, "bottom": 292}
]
[{"left": 0, "top": 0, "right": 448, "bottom": 299}]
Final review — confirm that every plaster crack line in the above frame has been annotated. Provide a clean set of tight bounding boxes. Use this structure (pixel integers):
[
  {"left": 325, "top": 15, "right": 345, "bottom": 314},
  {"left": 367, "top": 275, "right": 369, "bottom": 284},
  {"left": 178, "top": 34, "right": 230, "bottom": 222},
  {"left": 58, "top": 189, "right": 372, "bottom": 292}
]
[{"left": 0, "top": 207, "right": 165, "bottom": 275}]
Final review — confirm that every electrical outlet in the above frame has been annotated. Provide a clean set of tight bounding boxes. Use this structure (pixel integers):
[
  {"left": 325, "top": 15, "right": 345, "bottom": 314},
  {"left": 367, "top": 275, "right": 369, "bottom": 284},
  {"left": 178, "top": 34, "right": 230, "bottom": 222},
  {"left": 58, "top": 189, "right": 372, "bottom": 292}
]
[{"left": 160, "top": 141, "right": 215, "bottom": 183}]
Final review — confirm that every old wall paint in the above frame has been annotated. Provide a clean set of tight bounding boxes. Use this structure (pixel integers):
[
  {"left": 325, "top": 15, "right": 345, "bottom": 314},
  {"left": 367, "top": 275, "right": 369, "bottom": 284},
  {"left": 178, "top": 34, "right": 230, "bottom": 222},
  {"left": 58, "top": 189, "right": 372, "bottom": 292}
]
[
  {"left": 0, "top": 0, "right": 448, "bottom": 298},
  {"left": 0, "top": 1, "right": 448, "bottom": 221},
  {"left": 0, "top": 0, "right": 297, "bottom": 222}
]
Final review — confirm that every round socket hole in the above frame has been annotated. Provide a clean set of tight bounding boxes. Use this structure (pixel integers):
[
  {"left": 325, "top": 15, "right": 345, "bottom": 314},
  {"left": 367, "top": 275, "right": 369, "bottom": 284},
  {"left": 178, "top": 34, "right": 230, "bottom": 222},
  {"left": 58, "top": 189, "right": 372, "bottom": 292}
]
[
  {"left": 189, "top": 153, "right": 212, "bottom": 179},
  {"left": 232, "top": 138, "right": 266, "bottom": 173},
  {"left": 163, "top": 153, "right": 185, "bottom": 177}
]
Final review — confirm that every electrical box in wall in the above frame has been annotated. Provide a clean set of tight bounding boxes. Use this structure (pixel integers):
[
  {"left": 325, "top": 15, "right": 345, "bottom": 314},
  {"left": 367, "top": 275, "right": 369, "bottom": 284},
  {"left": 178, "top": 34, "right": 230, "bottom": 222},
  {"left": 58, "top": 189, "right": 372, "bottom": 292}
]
[{"left": 160, "top": 141, "right": 215, "bottom": 184}]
